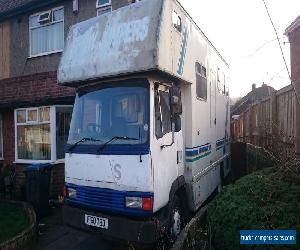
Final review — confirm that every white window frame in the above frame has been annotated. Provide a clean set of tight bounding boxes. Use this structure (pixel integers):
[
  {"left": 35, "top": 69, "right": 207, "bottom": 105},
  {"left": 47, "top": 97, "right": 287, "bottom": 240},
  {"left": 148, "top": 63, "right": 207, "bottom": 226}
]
[
  {"left": 14, "top": 105, "right": 72, "bottom": 164},
  {"left": 96, "top": 0, "right": 111, "bottom": 8},
  {"left": 195, "top": 61, "right": 208, "bottom": 101},
  {"left": 97, "top": 5, "right": 112, "bottom": 16},
  {"left": 0, "top": 114, "right": 3, "bottom": 160},
  {"left": 29, "top": 6, "right": 64, "bottom": 58}
]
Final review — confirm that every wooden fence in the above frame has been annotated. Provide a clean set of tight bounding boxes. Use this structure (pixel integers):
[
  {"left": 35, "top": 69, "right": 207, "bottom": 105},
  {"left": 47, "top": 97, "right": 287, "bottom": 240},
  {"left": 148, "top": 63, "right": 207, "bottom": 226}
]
[{"left": 231, "top": 84, "right": 299, "bottom": 158}]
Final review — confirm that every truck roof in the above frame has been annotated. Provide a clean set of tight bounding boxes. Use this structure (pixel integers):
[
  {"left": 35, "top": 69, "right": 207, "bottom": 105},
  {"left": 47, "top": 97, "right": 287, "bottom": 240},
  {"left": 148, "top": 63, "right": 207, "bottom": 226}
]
[{"left": 58, "top": 0, "right": 229, "bottom": 86}]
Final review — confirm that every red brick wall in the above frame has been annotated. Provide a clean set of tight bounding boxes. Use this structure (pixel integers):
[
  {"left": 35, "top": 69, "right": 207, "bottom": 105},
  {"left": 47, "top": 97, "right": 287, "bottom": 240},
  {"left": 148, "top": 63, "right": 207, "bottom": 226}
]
[
  {"left": 2, "top": 110, "right": 15, "bottom": 166},
  {"left": 0, "top": 71, "right": 75, "bottom": 107},
  {"left": 50, "top": 163, "right": 65, "bottom": 197},
  {"left": 289, "top": 26, "right": 300, "bottom": 82}
]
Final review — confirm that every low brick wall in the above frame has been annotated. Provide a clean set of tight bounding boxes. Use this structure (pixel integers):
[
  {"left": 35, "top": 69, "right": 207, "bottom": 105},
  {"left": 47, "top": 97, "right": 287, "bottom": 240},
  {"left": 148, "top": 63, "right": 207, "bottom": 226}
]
[
  {"left": 15, "top": 163, "right": 65, "bottom": 200},
  {"left": 0, "top": 201, "right": 37, "bottom": 250}
]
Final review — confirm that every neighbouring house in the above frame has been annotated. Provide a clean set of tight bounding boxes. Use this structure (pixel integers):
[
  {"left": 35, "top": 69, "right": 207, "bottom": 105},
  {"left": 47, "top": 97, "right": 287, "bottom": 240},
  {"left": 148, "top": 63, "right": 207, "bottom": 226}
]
[
  {"left": 231, "top": 83, "right": 275, "bottom": 116},
  {"left": 285, "top": 15, "right": 300, "bottom": 156},
  {"left": 0, "top": 0, "right": 136, "bottom": 198}
]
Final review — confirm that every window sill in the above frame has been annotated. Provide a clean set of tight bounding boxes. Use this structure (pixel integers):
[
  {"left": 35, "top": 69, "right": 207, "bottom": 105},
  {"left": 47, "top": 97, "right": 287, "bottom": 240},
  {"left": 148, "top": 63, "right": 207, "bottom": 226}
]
[
  {"left": 14, "top": 159, "right": 65, "bottom": 165},
  {"left": 55, "top": 159, "right": 65, "bottom": 164},
  {"left": 14, "top": 160, "right": 53, "bottom": 164},
  {"left": 28, "top": 50, "right": 63, "bottom": 59}
]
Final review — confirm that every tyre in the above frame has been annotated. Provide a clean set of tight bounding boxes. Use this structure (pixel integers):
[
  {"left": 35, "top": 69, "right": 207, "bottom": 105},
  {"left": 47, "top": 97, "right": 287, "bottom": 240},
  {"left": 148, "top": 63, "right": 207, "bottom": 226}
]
[{"left": 168, "top": 195, "right": 183, "bottom": 242}]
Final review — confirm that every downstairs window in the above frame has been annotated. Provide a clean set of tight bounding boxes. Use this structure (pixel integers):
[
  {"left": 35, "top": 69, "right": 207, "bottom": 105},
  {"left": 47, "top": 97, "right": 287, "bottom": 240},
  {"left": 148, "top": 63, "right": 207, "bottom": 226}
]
[{"left": 15, "top": 106, "right": 72, "bottom": 162}]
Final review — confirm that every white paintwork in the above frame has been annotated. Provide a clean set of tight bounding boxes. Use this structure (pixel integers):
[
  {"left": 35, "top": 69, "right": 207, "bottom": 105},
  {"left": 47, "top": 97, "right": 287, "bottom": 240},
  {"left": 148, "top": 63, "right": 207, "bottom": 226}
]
[
  {"left": 65, "top": 153, "right": 153, "bottom": 192},
  {"left": 61, "top": 0, "right": 231, "bottom": 216}
]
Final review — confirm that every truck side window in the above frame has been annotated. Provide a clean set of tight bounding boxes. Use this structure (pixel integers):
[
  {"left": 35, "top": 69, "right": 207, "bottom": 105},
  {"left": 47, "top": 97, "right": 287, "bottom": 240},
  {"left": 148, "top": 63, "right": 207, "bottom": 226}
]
[
  {"left": 154, "top": 89, "right": 172, "bottom": 138},
  {"left": 160, "top": 91, "right": 172, "bottom": 135},
  {"left": 172, "top": 11, "right": 182, "bottom": 32},
  {"left": 196, "top": 62, "right": 207, "bottom": 100}
]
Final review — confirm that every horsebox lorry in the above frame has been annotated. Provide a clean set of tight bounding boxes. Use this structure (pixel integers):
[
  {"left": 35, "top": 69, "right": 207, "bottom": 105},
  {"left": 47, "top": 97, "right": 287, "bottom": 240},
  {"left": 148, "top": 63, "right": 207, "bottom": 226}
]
[{"left": 58, "top": 0, "right": 230, "bottom": 245}]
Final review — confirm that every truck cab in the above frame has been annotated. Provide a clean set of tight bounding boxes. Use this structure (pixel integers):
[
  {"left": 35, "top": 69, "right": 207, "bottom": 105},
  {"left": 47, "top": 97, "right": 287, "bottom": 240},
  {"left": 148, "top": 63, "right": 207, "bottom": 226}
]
[{"left": 63, "top": 76, "right": 185, "bottom": 244}]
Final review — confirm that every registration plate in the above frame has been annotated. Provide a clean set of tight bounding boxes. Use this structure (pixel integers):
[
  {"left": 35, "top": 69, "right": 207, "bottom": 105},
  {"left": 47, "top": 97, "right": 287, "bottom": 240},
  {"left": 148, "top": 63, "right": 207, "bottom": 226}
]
[{"left": 85, "top": 214, "right": 108, "bottom": 229}]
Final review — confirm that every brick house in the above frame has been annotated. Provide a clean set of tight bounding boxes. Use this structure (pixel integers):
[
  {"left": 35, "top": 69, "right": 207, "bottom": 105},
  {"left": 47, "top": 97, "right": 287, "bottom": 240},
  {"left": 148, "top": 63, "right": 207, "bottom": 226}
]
[
  {"left": 0, "top": 0, "right": 132, "bottom": 198},
  {"left": 285, "top": 15, "right": 300, "bottom": 155}
]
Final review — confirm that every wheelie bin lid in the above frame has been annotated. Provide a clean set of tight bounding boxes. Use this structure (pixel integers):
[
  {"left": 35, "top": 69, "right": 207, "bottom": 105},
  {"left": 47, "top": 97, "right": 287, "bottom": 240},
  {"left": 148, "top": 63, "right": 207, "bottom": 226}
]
[{"left": 25, "top": 163, "right": 52, "bottom": 171}]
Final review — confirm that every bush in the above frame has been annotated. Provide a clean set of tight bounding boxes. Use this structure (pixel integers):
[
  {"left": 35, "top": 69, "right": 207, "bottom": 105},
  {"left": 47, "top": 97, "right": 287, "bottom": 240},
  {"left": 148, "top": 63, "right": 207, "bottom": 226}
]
[{"left": 208, "top": 165, "right": 300, "bottom": 250}]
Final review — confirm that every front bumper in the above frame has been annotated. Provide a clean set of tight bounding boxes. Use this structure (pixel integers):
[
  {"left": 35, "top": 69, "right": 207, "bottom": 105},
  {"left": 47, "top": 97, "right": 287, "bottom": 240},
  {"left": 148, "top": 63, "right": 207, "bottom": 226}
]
[{"left": 63, "top": 205, "right": 162, "bottom": 244}]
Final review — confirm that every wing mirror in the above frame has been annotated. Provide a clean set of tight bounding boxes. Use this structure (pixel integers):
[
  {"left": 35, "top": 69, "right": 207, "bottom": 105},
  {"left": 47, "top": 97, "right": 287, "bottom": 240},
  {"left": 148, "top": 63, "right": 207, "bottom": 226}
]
[{"left": 170, "top": 86, "right": 182, "bottom": 115}]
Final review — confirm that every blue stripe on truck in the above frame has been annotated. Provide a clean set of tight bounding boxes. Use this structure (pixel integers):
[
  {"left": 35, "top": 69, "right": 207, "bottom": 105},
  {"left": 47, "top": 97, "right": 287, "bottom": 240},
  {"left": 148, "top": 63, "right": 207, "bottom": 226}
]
[{"left": 185, "top": 143, "right": 211, "bottom": 162}]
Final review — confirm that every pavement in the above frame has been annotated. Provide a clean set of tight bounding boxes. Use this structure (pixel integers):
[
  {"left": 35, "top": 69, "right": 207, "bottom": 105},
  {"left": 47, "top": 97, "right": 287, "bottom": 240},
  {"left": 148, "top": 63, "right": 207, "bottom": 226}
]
[{"left": 37, "top": 207, "right": 129, "bottom": 250}]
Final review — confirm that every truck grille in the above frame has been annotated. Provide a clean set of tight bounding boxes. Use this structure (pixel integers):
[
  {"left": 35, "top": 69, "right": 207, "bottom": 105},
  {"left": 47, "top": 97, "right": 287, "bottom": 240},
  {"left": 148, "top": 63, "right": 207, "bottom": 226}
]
[{"left": 66, "top": 183, "right": 153, "bottom": 217}]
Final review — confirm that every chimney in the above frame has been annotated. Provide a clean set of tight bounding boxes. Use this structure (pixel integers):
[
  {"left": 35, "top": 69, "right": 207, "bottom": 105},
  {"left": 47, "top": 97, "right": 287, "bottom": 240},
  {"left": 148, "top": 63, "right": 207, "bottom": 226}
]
[{"left": 252, "top": 83, "right": 256, "bottom": 91}]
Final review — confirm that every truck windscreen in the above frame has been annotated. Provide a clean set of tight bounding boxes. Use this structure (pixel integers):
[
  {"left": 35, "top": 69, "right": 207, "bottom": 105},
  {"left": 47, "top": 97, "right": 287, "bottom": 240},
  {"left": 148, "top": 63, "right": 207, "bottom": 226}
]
[{"left": 68, "top": 84, "right": 149, "bottom": 147}]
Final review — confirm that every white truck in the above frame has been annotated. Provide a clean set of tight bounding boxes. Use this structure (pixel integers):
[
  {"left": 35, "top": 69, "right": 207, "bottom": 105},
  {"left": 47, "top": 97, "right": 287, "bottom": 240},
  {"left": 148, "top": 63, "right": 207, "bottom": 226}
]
[{"left": 58, "top": 0, "right": 230, "bottom": 245}]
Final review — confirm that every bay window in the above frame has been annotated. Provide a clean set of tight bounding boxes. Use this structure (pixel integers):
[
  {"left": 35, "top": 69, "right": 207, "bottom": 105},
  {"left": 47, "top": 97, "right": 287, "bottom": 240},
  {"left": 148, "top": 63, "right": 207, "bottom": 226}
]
[
  {"left": 15, "top": 106, "right": 72, "bottom": 163},
  {"left": 29, "top": 7, "right": 64, "bottom": 57}
]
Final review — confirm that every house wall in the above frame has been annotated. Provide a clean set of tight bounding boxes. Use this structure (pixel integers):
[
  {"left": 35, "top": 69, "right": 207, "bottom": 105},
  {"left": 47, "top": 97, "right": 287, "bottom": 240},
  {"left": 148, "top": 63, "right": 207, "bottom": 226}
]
[
  {"left": 289, "top": 26, "right": 300, "bottom": 81},
  {"left": 0, "top": 0, "right": 131, "bottom": 198},
  {"left": 0, "top": 21, "right": 10, "bottom": 80},
  {"left": 1, "top": 110, "right": 14, "bottom": 166},
  {"left": 0, "top": 71, "right": 75, "bottom": 108},
  {"left": 288, "top": 25, "right": 300, "bottom": 155},
  {"left": 10, "top": 0, "right": 129, "bottom": 78}
]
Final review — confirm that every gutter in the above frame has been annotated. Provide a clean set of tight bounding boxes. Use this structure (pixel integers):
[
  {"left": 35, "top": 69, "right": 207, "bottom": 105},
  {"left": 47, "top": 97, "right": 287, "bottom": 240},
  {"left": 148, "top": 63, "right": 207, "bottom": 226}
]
[{"left": 0, "top": 0, "right": 63, "bottom": 22}]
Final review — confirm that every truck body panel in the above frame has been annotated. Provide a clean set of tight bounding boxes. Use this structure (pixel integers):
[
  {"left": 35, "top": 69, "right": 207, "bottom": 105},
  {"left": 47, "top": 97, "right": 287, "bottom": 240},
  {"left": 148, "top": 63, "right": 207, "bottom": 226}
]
[{"left": 59, "top": 0, "right": 230, "bottom": 244}]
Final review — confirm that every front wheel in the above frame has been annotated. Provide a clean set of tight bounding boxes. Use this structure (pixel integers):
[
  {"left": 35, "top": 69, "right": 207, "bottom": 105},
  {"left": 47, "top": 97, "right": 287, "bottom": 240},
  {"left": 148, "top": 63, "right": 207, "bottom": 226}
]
[{"left": 168, "top": 195, "right": 183, "bottom": 242}]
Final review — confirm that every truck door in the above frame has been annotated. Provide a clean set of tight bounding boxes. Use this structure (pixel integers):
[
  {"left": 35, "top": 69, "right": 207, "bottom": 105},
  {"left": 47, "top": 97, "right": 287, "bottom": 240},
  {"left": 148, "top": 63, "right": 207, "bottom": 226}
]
[{"left": 151, "top": 84, "right": 184, "bottom": 210}]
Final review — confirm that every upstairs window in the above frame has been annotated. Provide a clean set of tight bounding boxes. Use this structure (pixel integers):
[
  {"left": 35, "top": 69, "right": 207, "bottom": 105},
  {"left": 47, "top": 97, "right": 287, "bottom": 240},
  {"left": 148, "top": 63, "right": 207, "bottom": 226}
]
[
  {"left": 196, "top": 62, "right": 207, "bottom": 100},
  {"left": 0, "top": 114, "right": 3, "bottom": 159},
  {"left": 29, "top": 7, "right": 64, "bottom": 57},
  {"left": 96, "top": 0, "right": 112, "bottom": 16},
  {"left": 96, "top": 0, "right": 111, "bottom": 8}
]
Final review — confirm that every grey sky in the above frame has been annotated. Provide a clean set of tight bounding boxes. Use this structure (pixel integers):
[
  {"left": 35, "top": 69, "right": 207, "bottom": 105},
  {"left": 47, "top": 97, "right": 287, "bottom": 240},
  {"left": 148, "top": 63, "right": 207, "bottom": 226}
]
[{"left": 179, "top": 0, "right": 300, "bottom": 97}]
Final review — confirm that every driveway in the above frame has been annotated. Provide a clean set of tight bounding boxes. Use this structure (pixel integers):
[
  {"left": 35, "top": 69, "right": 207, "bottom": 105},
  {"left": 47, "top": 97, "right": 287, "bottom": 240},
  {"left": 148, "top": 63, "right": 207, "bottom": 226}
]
[{"left": 37, "top": 207, "right": 128, "bottom": 250}]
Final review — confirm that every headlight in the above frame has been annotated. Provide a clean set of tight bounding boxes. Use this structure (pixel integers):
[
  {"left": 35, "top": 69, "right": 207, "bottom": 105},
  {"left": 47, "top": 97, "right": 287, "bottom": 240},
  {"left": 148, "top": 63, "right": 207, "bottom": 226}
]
[
  {"left": 125, "top": 196, "right": 153, "bottom": 211},
  {"left": 68, "top": 188, "right": 77, "bottom": 199},
  {"left": 125, "top": 197, "right": 143, "bottom": 208}
]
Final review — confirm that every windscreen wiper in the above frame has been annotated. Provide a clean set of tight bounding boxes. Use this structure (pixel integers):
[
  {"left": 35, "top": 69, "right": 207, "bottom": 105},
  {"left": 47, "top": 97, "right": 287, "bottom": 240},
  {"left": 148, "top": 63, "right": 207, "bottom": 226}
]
[
  {"left": 97, "top": 136, "right": 138, "bottom": 154},
  {"left": 68, "top": 137, "right": 102, "bottom": 152}
]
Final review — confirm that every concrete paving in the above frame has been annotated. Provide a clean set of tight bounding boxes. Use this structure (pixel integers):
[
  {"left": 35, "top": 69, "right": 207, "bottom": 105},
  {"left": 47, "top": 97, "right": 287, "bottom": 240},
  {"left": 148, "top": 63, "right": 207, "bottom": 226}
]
[{"left": 37, "top": 207, "right": 128, "bottom": 250}]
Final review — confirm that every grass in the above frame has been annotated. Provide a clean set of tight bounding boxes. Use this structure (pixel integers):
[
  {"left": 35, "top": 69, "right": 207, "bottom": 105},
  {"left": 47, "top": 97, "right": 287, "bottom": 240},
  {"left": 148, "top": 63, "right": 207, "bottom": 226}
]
[
  {"left": 208, "top": 166, "right": 300, "bottom": 250},
  {"left": 0, "top": 202, "right": 29, "bottom": 244}
]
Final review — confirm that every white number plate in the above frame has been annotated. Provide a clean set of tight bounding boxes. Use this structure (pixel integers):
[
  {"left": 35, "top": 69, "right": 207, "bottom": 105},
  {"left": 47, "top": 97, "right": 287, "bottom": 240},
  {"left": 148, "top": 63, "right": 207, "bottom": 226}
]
[{"left": 84, "top": 214, "right": 108, "bottom": 229}]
